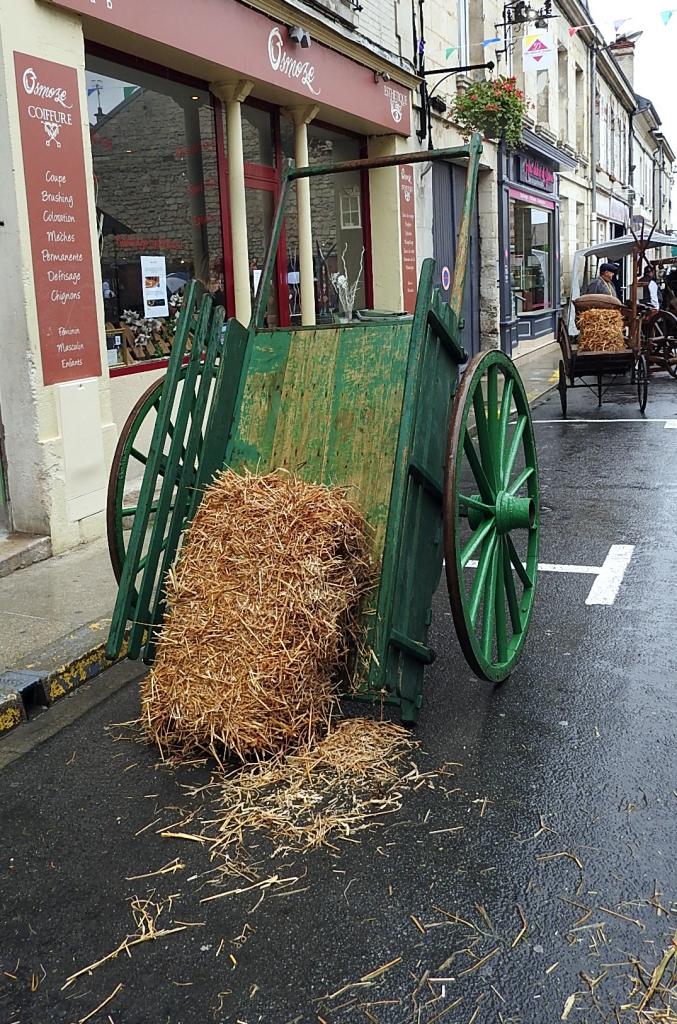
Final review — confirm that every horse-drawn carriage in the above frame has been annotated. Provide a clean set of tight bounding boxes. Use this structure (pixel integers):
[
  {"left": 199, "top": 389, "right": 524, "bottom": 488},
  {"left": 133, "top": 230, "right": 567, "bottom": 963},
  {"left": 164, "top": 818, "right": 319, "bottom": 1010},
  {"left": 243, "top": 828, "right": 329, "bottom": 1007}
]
[{"left": 557, "top": 227, "right": 677, "bottom": 415}]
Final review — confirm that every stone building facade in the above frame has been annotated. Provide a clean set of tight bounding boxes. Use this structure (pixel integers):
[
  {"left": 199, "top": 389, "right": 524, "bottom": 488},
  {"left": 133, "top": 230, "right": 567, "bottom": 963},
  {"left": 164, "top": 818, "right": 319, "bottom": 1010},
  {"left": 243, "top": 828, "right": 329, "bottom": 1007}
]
[{"left": 0, "top": 0, "right": 674, "bottom": 559}]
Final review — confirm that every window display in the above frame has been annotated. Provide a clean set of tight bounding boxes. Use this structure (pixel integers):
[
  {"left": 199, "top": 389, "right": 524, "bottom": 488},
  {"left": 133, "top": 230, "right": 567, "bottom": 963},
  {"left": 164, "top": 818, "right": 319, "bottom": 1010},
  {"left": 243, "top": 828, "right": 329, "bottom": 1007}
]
[
  {"left": 509, "top": 198, "right": 554, "bottom": 314},
  {"left": 281, "top": 122, "right": 368, "bottom": 324},
  {"left": 85, "top": 55, "right": 224, "bottom": 368}
]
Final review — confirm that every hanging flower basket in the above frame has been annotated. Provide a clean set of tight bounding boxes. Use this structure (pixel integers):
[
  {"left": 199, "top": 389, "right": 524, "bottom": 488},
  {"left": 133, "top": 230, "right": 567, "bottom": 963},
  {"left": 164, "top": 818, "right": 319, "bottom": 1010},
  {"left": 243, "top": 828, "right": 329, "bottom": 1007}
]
[{"left": 451, "top": 76, "right": 527, "bottom": 150}]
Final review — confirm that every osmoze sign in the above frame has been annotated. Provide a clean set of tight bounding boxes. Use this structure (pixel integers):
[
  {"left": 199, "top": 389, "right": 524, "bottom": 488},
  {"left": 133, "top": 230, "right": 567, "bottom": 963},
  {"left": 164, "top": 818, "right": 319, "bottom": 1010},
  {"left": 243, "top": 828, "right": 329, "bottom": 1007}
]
[{"left": 14, "top": 52, "right": 101, "bottom": 384}]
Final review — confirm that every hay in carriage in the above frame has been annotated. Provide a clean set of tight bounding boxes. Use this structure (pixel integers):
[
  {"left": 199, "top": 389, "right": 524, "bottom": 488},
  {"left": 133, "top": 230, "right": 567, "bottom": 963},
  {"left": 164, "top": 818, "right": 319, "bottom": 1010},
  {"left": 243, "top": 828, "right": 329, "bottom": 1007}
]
[
  {"left": 576, "top": 307, "right": 626, "bottom": 353},
  {"left": 140, "top": 469, "right": 373, "bottom": 761}
]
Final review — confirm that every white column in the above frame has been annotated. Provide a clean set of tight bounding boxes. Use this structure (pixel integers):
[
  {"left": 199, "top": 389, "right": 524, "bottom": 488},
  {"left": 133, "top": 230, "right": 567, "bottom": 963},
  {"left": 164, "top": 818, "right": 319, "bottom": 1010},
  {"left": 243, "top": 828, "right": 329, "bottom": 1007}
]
[
  {"left": 211, "top": 80, "right": 254, "bottom": 326},
  {"left": 287, "top": 105, "right": 319, "bottom": 326}
]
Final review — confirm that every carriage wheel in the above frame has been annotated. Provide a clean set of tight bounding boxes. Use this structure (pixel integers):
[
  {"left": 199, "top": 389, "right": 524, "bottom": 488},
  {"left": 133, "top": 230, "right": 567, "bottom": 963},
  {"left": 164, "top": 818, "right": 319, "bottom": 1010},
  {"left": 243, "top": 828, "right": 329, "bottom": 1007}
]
[
  {"left": 558, "top": 359, "right": 568, "bottom": 418},
  {"left": 444, "top": 351, "right": 540, "bottom": 683},
  {"left": 636, "top": 353, "right": 648, "bottom": 414},
  {"left": 106, "top": 367, "right": 203, "bottom": 582},
  {"left": 648, "top": 310, "right": 677, "bottom": 378},
  {"left": 107, "top": 375, "right": 168, "bottom": 582}
]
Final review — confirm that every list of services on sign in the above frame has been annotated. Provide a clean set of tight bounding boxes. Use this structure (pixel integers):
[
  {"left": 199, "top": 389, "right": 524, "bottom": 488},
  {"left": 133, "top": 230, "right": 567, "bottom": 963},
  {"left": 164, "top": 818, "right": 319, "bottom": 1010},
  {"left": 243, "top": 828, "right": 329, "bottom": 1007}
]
[{"left": 14, "top": 52, "right": 101, "bottom": 385}]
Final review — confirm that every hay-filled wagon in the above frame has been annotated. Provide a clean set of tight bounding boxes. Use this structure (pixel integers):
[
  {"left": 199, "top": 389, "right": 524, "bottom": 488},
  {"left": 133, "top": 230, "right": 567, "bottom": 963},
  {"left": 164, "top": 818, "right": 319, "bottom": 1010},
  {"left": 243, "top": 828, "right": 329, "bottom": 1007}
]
[
  {"left": 557, "top": 226, "right": 677, "bottom": 416},
  {"left": 105, "top": 135, "right": 540, "bottom": 724}
]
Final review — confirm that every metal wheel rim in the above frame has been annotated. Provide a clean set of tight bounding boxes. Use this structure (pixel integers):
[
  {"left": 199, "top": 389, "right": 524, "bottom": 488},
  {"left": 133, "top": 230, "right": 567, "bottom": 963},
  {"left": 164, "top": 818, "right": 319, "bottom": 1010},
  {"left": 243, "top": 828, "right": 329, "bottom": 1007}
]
[{"left": 444, "top": 350, "right": 540, "bottom": 683}]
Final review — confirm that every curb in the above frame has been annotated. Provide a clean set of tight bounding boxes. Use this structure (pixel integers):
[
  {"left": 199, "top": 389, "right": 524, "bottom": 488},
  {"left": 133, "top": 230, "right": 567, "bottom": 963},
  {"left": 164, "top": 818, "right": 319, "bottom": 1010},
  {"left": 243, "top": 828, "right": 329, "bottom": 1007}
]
[{"left": 0, "top": 619, "right": 125, "bottom": 739}]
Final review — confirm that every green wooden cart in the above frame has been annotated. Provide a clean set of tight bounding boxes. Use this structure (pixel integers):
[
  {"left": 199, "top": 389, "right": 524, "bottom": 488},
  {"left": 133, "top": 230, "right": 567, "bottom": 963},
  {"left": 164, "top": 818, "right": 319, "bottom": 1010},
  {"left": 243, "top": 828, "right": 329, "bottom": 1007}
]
[{"left": 105, "top": 134, "right": 540, "bottom": 722}]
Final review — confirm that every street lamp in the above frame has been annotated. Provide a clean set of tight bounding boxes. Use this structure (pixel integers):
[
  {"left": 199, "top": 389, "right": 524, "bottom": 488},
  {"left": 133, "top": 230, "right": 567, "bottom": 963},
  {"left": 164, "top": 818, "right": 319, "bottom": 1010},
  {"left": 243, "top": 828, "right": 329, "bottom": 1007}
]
[
  {"left": 503, "top": 1, "right": 552, "bottom": 26},
  {"left": 495, "top": 0, "right": 556, "bottom": 63}
]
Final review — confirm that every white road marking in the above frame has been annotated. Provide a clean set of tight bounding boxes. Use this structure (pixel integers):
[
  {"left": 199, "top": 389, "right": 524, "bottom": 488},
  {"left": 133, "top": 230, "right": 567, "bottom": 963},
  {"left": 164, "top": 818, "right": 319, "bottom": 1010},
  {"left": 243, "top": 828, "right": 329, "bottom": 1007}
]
[
  {"left": 532, "top": 418, "right": 669, "bottom": 424},
  {"left": 464, "top": 543, "right": 634, "bottom": 607},
  {"left": 584, "top": 544, "right": 635, "bottom": 606},
  {"left": 466, "top": 559, "right": 600, "bottom": 575},
  {"left": 665, "top": 420, "right": 677, "bottom": 429}
]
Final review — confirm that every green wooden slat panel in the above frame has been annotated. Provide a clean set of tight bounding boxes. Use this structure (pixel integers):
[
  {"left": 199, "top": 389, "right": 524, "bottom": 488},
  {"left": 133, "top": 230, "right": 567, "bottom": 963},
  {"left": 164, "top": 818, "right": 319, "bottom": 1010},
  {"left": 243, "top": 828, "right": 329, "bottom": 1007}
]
[
  {"left": 230, "top": 323, "right": 411, "bottom": 565},
  {"left": 106, "top": 280, "right": 198, "bottom": 660},
  {"left": 269, "top": 327, "right": 340, "bottom": 479},
  {"left": 321, "top": 324, "right": 410, "bottom": 559},
  {"left": 193, "top": 317, "right": 250, "bottom": 508},
  {"left": 228, "top": 332, "right": 293, "bottom": 469},
  {"left": 143, "top": 305, "right": 226, "bottom": 662},
  {"left": 361, "top": 259, "right": 437, "bottom": 714},
  {"left": 126, "top": 294, "right": 215, "bottom": 660}
]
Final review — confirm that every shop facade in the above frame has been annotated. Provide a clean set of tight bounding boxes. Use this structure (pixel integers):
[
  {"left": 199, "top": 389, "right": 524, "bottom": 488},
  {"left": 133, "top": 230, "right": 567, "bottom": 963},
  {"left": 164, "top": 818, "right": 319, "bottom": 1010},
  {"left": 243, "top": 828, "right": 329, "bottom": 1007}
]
[
  {"left": 0, "top": 0, "right": 418, "bottom": 551},
  {"left": 498, "top": 133, "right": 576, "bottom": 354}
]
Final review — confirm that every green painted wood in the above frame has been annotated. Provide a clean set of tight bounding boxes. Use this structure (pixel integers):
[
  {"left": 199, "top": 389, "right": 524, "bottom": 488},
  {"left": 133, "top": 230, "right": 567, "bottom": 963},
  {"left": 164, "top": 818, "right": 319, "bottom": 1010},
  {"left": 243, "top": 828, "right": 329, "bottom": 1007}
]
[
  {"left": 428, "top": 292, "right": 468, "bottom": 365},
  {"left": 360, "top": 258, "right": 438, "bottom": 716},
  {"left": 126, "top": 294, "right": 216, "bottom": 660},
  {"left": 106, "top": 280, "right": 198, "bottom": 659},
  {"left": 269, "top": 327, "right": 341, "bottom": 479},
  {"left": 192, "top": 317, "right": 251, "bottom": 511},
  {"left": 227, "top": 331, "right": 293, "bottom": 469},
  {"left": 143, "top": 305, "right": 226, "bottom": 662},
  {"left": 229, "top": 322, "right": 412, "bottom": 562}
]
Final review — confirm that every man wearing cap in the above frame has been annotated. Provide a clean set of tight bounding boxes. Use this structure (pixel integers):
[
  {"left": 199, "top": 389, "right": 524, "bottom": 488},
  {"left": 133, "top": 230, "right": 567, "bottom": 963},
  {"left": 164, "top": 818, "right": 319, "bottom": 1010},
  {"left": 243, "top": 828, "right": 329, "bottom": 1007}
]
[{"left": 585, "top": 262, "right": 619, "bottom": 297}]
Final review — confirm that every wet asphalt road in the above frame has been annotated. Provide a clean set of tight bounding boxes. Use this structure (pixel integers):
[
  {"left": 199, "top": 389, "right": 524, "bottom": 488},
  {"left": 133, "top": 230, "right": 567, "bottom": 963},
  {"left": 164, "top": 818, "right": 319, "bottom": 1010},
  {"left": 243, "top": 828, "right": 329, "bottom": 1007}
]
[{"left": 1, "top": 378, "right": 677, "bottom": 1024}]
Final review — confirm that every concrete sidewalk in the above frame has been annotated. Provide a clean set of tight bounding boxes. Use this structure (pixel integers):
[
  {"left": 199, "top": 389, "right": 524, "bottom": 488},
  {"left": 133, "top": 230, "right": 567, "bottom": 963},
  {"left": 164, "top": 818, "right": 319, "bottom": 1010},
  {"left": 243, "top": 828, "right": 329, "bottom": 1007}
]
[{"left": 0, "top": 538, "right": 119, "bottom": 734}]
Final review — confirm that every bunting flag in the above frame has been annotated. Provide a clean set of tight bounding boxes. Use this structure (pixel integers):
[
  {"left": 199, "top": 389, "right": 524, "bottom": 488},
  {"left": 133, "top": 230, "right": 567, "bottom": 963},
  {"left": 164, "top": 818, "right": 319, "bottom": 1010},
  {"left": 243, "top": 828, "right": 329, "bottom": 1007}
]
[
  {"left": 445, "top": 45, "right": 457, "bottom": 59},
  {"left": 661, "top": 9, "right": 675, "bottom": 24},
  {"left": 568, "top": 23, "right": 595, "bottom": 37},
  {"left": 481, "top": 36, "right": 502, "bottom": 47},
  {"left": 613, "top": 17, "right": 631, "bottom": 34}
]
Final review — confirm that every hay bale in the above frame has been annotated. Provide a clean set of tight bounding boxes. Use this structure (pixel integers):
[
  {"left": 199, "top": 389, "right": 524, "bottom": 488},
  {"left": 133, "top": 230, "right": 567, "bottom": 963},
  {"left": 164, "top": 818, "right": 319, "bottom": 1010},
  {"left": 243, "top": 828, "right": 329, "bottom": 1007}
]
[
  {"left": 141, "top": 469, "right": 373, "bottom": 761},
  {"left": 577, "top": 307, "right": 626, "bottom": 353}
]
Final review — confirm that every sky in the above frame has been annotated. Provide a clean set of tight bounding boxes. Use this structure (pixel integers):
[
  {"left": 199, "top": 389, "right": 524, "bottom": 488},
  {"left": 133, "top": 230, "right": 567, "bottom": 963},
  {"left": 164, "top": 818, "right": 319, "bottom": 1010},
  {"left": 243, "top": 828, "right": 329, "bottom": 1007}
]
[{"left": 587, "top": 0, "right": 676, "bottom": 148}]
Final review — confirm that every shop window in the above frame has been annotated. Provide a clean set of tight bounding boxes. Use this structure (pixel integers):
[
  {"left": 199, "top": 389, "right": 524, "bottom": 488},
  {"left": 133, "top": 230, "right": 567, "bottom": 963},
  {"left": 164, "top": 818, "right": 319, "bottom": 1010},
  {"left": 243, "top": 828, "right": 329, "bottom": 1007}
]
[
  {"left": 281, "top": 121, "right": 367, "bottom": 324},
  {"left": 509, "top": 199, "right": 553, "bottom": 313},
  {"left": 86, "top": 55, "right": 224, "bottom": 369}
]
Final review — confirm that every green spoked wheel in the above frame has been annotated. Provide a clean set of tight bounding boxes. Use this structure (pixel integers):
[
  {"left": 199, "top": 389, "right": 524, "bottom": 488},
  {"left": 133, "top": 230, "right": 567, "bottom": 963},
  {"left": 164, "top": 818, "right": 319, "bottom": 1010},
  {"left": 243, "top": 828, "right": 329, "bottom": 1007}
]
[
  {"left": 107, "top": 374, "right": 170, "bottom": 582},
  {"left": 107, "top": 366, "right": 209, "bottom": 582},
  {"left": 444, "top": 350, "right": 540, "bottom": 683}
]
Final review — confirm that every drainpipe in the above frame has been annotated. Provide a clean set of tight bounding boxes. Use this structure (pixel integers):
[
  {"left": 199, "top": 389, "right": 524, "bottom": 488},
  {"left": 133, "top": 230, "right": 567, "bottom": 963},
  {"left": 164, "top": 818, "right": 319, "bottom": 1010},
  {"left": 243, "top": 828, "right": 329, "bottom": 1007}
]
[
  {"left": 590, "top": 45, "right": 597, "bottom": 246},
  {"left": 628, "top": 108, "right": 634, "bottom": 202},
  {"left": 658, "top": 139, "right": 664, "bottom": 230}
]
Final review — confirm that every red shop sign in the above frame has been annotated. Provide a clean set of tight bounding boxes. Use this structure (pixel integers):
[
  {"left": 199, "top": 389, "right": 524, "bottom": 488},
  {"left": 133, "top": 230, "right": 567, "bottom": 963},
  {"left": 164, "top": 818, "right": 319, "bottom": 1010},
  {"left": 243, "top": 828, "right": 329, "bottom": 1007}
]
[
  {"left": 44, "top": 0, "right": 411, "bottom": 136},
  {"left": 14, "top": 52, "right": 101, "bottom": 385},
  {"left": 399, "top": 165, "right": 417, "bottom": 314}
]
